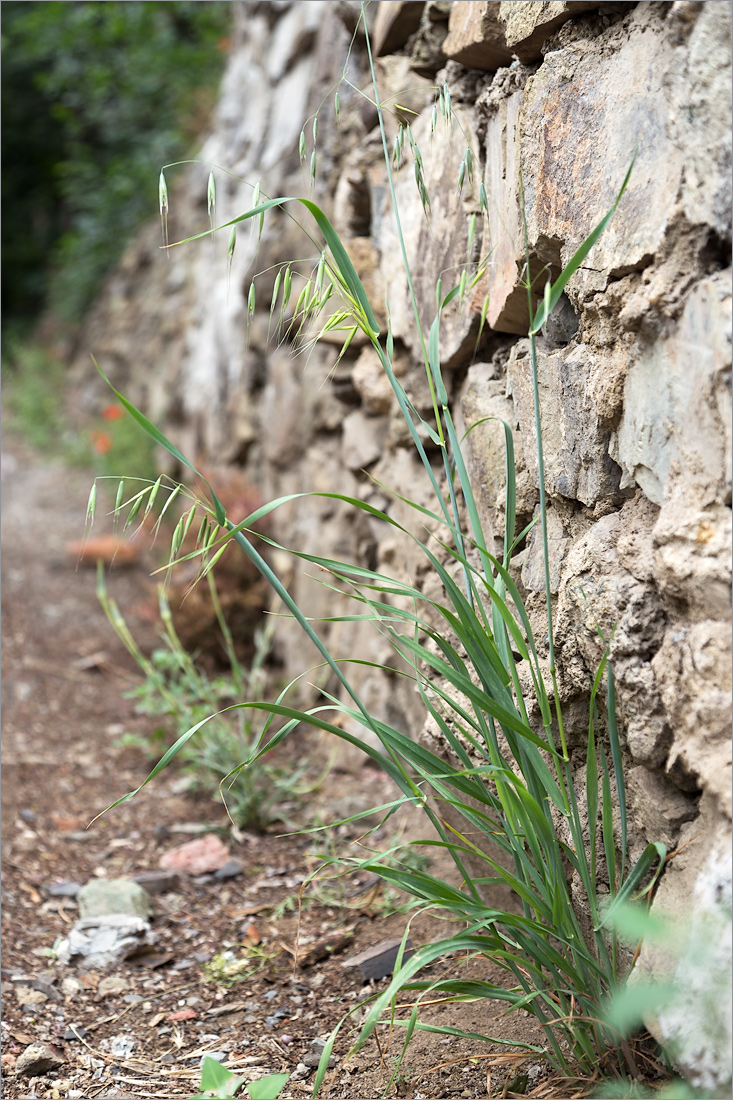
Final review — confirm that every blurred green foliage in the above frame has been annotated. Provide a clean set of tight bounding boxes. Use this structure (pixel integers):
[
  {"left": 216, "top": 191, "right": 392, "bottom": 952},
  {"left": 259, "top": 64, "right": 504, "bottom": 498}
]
[{"left": 1, "top": 0, "right": 231, "bottom": 334}]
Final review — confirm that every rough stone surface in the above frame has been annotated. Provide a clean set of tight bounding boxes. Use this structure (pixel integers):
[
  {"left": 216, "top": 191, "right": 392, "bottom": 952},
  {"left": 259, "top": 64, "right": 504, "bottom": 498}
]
[
  {"left": 56, "top": 914, "right": 155, "bottom": 969},
  {"left": 611, "top": 274, "right": 732, "bottom": 507},
  {"left": 508, "top": 341, "right": 623, "bottom": 507},
  {"left": 443, "top": 1, "right": 513, "bottom": 71},
  {"left": 631, "top": 812, "right": 732, "bottom": 1093},
  {"left": 159, "top": 833, "right": 231, "bottom": 876},
  {"left": 499, "top": 1, "right": 600, "bottom": 62},
  {"left": 15, "top": 1042, "right": 64, "bottom": 1078},
  {"left": 476, "top": 68, "right": 534, "bottom": 334},
  {"left": 379, "top": 102, "right": 483, "bottom": 368},
  {"left": 652, "top": 620, "right": 733, "bottom": 815},
  {"left": 77, "top": 878, "right": 154, "bottom": 921},
  {"left": 373, "top": 1, "right": 425, "bottom": 57}
]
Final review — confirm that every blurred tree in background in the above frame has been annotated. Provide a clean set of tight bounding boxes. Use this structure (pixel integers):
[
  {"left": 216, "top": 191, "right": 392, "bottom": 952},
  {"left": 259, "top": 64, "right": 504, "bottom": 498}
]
[{"left": 2, "top": 0, "right": 231, "bottom": 339}]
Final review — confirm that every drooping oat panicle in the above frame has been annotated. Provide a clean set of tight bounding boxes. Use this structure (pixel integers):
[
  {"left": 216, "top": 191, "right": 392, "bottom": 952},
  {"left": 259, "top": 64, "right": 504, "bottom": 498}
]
[
  {"left": 207, "top": 171, "right": 216, "bottom": 252},
  {"left": 180, "top": 504, "right": 197, "bottom": 546},
  {"left": 153, "top": 483, "right": 182, "bottom": 542},
  {"left": 85, "top": 482, "right": 97, "bottom": 533},
  {"left": 124, "top": 491, "right": 145, "bottom": 532},
  {"left": 270, "top": 269, "right": 282, "bottom": 315},
  {"left": 170, "top": 515, "right": 185, "bottom": 560},
  {"left": 299, "top": 129, "right": 307, "bottom": 164},
  {"left": 113, "top": 479, "right": 125, "bottom": 532},
  {"left": 158, "top": 170, "right": 169, "bottom": 254},
  {"left": 443, "top": 80, "right": 452, "bottom": 122},
  {"left": 144, "top": 475, "right": 162, "bottom": 518},
  {"left": 314, "top": 250, "right": 327, "bottom": 298},
  {"left": 226, "top": 225, "right": 236, "bottom": 300},
  {"left": 467, "top": 212, "right": 477, "bottom": 258},
  {"left": 392, "top": 126, "right": 403, "bottom": 166}
]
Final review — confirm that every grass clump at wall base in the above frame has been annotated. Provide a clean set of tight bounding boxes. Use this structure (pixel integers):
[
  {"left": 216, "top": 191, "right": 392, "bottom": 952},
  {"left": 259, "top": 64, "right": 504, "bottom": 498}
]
[{"left": 89, "top": 4, "right": 670, "bottom": 1092}]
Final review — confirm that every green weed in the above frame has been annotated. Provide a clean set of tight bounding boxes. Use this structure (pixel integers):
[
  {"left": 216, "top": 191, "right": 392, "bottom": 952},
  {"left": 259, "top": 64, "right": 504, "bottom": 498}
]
[
  {"left": 190, "top": 1056, "right": 288, "bottom": 1100},
  {"left": 202, "top": 944, "right": 276, "bottom": 987},
  {"left": 98, "top": 567, "right": 309, "bottom": 830}
]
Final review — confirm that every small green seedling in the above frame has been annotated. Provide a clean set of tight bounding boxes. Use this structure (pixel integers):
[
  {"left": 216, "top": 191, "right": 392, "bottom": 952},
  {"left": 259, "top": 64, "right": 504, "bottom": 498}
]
[
  {"left": 190, "top": 1056, "right": 289, "bottom": 1100},
  {"left": 246, "top": 1075, "right": 290, "bottom": 1100},
  {"left": 190, "top": 1056, "right": 244, "bottom": 1099}
]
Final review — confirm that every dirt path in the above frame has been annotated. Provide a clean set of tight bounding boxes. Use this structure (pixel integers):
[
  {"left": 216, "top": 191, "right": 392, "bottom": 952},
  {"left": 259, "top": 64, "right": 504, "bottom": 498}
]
[{"left": 1, "top": 434, "right": 554, "bottom": 1100}]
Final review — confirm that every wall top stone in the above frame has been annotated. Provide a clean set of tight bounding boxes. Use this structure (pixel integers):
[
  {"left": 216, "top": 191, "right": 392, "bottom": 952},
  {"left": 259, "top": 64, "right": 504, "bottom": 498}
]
[
  {"left": 373, "top": 1, "right": 425, "bottom": 56},
  {"left": 499, "top": 1, "right": 600, "bottom": 62},
  {"left": 442, "top": 2, "right": 513, "bottom": 71}
]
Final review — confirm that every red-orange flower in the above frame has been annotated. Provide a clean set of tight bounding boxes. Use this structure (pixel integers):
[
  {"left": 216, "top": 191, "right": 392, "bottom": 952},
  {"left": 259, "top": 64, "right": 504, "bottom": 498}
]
[
  {"left": 102, "top": 404, "right": 125, "bottom": 421},
  {"left": 91, "top": 429, "right": 113, "bottom": 455}
]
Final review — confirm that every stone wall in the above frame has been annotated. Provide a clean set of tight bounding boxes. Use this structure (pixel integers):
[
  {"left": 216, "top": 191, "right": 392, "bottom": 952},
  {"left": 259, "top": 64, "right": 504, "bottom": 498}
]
[{"left": 70, "top": 2, "right": 732, "bottom": 1087}]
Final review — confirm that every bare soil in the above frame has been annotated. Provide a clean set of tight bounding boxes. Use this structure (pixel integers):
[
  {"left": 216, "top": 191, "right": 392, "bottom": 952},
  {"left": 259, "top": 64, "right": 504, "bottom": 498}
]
[{"left": 1, "top": 432, "right": 610, "bottom": 1100}]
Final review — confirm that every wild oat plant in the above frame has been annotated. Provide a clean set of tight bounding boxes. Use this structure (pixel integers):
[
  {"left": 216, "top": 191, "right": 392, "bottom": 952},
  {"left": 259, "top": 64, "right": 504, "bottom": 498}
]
[{"left": 89, "top": 7, "right": 667, "bottom": 1093}]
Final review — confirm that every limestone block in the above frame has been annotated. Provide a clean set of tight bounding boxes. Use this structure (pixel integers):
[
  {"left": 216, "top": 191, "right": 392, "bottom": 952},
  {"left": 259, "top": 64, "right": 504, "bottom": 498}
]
[
  {"left": 379, "top": 104, "right": 483, "bottom": 367},
  {"left": 455, "top": 362, "right": 537, "bottom": 544},
  {"left": 260, "top": 349, "right": 305, "bottom": 470},
  {"left": 408, "top": 0, "right": 453, "bottom": 77},
  {"left": 479, "top": 75, "right": 536, "bottom": 334},
  {"left": 352, "top": 346, "right": 394, "bottom": 414},
  {"left": 519, "top": 6, "right": 686, "bottom": 299},
  {"left": 442, "top": 2, "right": 513, "bottom": 71},
  {"left": 508, "top": 342, "right": 622, "bottom": 507},
  {"left": 611, "top": 274, "right": 732, "bottom": 508},
  {"left": 653, "top": 481, "right": 732, "bottom": 624},
  {"left": 498, "top": 1, "right": 599, "bottom": 63},
  {"left": 632, "top": 813, "right": 732, "bottom": 1095},
  {"left": 265, "top": 0, "right": 325, "bottom": 83},
  {"left": 555, "top": 504, "right": 672, "bottom": 769},
  {"left": 678, "top": 1, "right": 733, "bottom": 242},
  {"left": 627, "top": 767, "right": 698, "bottom": 851},
  {"left": 341, "top": 408, "right": 387, "bottom": 470},
  {"left": 521, "top": 505, "right": 568, "bottom": 594},
  {"left": 345, "top": 236, "right": 388, "bottom": 333},
  {"left": 653, "top": 621, "right": 733, "bottom": 815},
  {"left": 77, "top": 879, "right": 154, "bottom": 921},
  {"left": 373, "top": 1, "right": 425, "bottom": 56}
]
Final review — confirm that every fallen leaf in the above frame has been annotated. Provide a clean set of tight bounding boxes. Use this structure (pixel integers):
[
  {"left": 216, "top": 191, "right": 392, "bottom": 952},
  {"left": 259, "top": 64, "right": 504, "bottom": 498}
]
[
  {"left": 160, "top": 833, "right": 231, "bottom": 875},
  {"left": 243, "top": 922, "right": 261, "bottom": 945},
  {"left": 66, "top": 535, "right": 140, "bottom": 567},
  {"left": 127, "top": 950, "right": 175, "bottom": 969},
  {"left": 225, "top": 903, "right": 274, "bottom": 918},
  {"left": 9, "top": 1032, "right": 35, "bottom": 1046},
  {"left": 18, "top": 881, "right": 43, "bottom": 904},
  {"left": 168, "top": 1008, "right": 197, "bottom": 1022}
]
